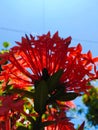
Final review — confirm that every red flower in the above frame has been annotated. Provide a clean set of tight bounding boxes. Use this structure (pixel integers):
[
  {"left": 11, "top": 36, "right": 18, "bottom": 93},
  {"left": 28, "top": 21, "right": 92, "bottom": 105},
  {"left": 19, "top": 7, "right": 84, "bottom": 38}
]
[
  {"left": 0, "top": 32, "right": 98, "bottom": 92},
  {"left": 57, "top": 100, "right": 76, "bottom": 110},
  {"left": 44, "top": 110, "right": 75, "bottom": 130},
  {"left": 0, "top": 95, "right": 24, "bottom": 117},
  {"left": 0, "top": 94, "right": 24, "bottom": 130}
]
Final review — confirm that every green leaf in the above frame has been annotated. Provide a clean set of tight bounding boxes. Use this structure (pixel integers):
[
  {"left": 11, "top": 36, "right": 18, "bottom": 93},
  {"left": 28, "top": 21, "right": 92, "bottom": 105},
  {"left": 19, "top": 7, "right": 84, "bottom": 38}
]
[
  {"left": 41, "top": 120, "right": 56, "bottom": 128},
  {"left": 27, "top": 116, "right": 35, "bottom": 127},
  {"left": 47, "top": 69, "right": 63, "bottom": 92},
  {"left": 34, "top": 80, "right": 48, "bottom": 114},
  {"left": 46, "top": 85, "right": 65, "bottom": 104},
  {"left": 56, "top": 92, "right": 79, "bottom": 101},
  {"left": 8, "top": 88, "right": 35, "bottom": 98},
  {"left": 3, "top": 42, "right": 10, "bottom": 48}
]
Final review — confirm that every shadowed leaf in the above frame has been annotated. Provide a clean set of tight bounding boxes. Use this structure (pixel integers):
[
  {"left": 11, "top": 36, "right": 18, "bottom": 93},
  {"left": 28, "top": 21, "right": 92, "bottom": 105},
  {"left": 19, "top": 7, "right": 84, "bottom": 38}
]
[{"left": 34, "top": 80, "right": 48, "bottom": 114}]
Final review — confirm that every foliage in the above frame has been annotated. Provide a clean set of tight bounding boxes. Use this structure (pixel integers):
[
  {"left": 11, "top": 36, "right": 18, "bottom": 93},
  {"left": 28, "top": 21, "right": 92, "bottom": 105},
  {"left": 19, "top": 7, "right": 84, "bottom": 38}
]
[
  {"left": 3, "top": 42, "right": 10, "bottom": 48},
  {"left": 82, "top": 86, "right": 98, "bottom": 126}
]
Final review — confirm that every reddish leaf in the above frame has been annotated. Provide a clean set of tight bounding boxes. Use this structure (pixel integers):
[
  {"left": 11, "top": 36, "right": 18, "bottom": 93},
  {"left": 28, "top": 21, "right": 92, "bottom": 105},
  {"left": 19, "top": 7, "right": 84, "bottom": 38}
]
[{"left": 78, "top": 121, "right": 85, "bottom": 130}]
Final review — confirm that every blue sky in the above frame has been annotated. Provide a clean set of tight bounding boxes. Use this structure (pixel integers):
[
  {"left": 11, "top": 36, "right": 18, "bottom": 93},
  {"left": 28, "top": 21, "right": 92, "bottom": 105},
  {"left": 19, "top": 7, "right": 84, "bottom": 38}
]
[
  {"left": 0, "top": 0, "right": 98, "bottom": 57},
  {"left": 0, "top": 1, "right": 98, "bottom": 129}
]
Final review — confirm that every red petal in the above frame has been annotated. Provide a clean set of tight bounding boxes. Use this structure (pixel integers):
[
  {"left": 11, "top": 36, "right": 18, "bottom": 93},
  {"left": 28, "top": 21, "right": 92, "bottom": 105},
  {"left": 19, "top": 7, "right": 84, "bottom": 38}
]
[
  {"left": 76, "top": 44, "right": 82, "bottom": 52},
  {"left": 93, "top": 57, "right": 98, "bottom": 62},
  {"left": 87, "top": 50, "right": 92, "bottom": 59}
]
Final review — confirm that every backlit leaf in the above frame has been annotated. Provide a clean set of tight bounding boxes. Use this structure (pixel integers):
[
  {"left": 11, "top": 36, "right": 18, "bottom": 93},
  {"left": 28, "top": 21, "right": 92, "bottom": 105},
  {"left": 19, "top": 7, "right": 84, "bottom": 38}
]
[
  {"left": 47, "top": 69, "right": 63, "bottom": 93},
  {"left": 34, "top": 80, "right": 48, "bottom": 114},
  {"left": 56, "top": 92, "right": 79, "bottom": 101}
]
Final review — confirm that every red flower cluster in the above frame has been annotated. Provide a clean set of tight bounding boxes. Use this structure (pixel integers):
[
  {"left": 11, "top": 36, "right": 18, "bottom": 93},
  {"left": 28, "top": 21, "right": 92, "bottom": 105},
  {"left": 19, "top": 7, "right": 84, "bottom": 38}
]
[
  {"left": 0, "top": 32, "right": 98, "bottom": 130},
  {"left": 0, "top": 94, "right": 24, "bottom": 130},
  {"left": 0, "top": 32, "right": 98, "bottom": 93},
  {"left": 45, "top": 111, "right": 75, "bottom": 130}
]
